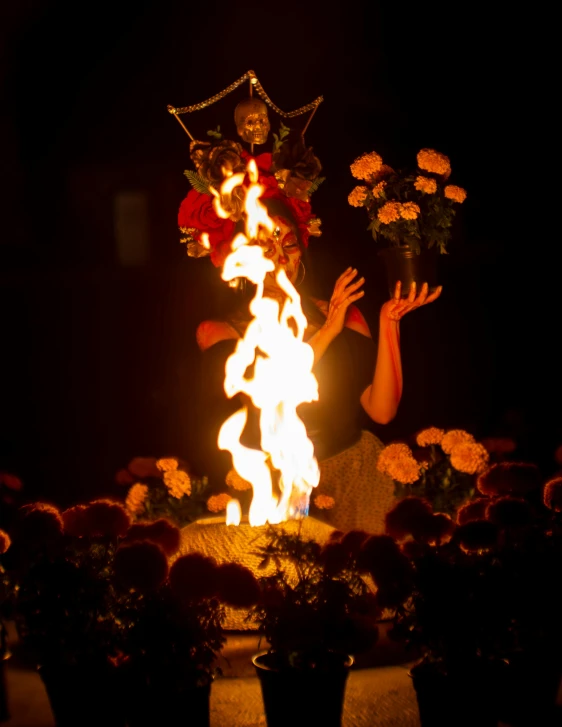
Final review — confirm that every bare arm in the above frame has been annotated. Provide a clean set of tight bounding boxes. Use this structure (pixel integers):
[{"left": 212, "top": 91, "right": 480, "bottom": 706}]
[{"left": 360, "top": 281, "right": 442, "bottom": 423}]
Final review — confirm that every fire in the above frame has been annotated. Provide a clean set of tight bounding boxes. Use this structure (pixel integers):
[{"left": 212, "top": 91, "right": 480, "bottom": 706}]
[{"left": 219, "top": 161, "right": 320, "bottom": 526}]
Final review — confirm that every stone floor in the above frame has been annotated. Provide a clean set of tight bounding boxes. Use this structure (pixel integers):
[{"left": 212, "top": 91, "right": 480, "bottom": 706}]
[{"left": 3, "top": 625, "right": 562, "bottom": 727}]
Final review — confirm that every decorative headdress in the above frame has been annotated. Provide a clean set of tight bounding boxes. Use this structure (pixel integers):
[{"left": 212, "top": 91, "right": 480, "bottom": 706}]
[{"left": 169, "top": 70, "right": 325, "bottom": 268}]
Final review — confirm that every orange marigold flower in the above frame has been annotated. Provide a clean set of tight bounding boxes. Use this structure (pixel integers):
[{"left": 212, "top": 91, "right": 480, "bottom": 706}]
[
  {"left": 207, "top": 493, "right": 231, "bottom": 513},
  {"left": 314, "top": 494, "right": 335, "bottom": 510},
  {"left": 0, "top": 529, "right": 10, "bottom": 554},
  {"left": 350, "top": 151, "right": 383, "bottom": 181},
  {"left": 450, "top": 441, "right": 490, "bottom": 474},
  {"left": 414, "top": 175, "right": 437, "bottom": 194},
  {"left": 441, "top": 429, "right": 475, "bottom": 454},
  {"left": 417, "top": 148, "right": 451, "bottom": 177},
  {"left": 156, "top": 457, "right": 179, "bottom": 473},
  {"left": 372, "top": 181, "right": 387, "bottom": 198},
  {"left": 400, "top": 201, "right": 420, "bottom": 220},
  {"left": 543, "top": 476, "right": 562, "bottom": 512},
  {"left": 377, "top": 201, "right": 402, "bottom": 224},
  {"left": 225, "top": 469, "right": 252, "bottom": 491},
  {"left": 125, "top": 483, "right": 149, "bottom": 515},
  {"left": 163, "top": 469, "right": 192, "bottom": 499},
  {"left": 444, "top": 185, "right": 467, "bottom": 203},
  {"left": 377, "top": 443, "right": 420, "bottom": 484},
  {"left": 348, "top": 185, "right": 368, "bottom": 207},
  {"left": 481, "top": 437, "right": 517, "bottom": 455},
  {"left": 416, "top": 427, "right": 445, "bottom": 447}
]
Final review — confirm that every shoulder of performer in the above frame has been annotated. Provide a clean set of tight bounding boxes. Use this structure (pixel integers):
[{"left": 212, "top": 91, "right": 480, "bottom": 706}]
[
  {"left": 311, "top": 299, "right": 371, "bottom": 338},
  {"left": 196, "top": 320, "right": 239, "bottom": 351}
]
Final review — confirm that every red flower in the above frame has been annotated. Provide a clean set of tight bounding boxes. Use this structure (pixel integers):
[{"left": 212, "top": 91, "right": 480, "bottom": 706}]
[
  {"left": 358, "top": 534, "right": 413, "bottom": 588},
  {"left": 61, "top": 504, "right": 89, "bottom": 537},
  {"left": 127, "top": 457, "right": 160, "bottom": 479},
  {"left": 169, "top": 553, "right": 219, "bottom": 602},
  {"left": 215, "top": 562, "right": 260, "bottom": 607},
  {"left": 455, "top": 520, "right": 498, "bottom": 553},
  {"left": 178, "top": 190, "right": 235, "bottom": 267},
  {"left": 0, "top": 529, "right": 10, "bottom": 554},
  {"left": 115, "top": 468, "right": 134, "bottom": 486},
  {"left": 114, "top": 541, "right": 169, "bottom": 592},
  {"left": 456, "top": 498, "right": 489, "bottom": 525},
  {"left": 477, "top": 462, "right": 542, "bottom": 497},
  {"left": 17, "top": 503, "right": 64, "bottom": 545},
  {"left": 81, "top": 499, "right": 131, "bottom": 539},
  {"left": 319, "top": 541, "right": 349, "bottom": 575},
  {"left": 486, "top": 496, "right": 533, "bottom": 528},
  {"left": 339, "top": 530, "right": 371, "bottom": 558},
  {"left": 125, "top": 518, "right": 182, "bottom": 556},
  {"left": 0, "top": 472, "right": 23, "bottom": 491},
  {"left": 384, "top": 496, "right": 434, "bottom": 541},
  {"left": 544, "top": 476, "right": 562, "bottom": 512}
]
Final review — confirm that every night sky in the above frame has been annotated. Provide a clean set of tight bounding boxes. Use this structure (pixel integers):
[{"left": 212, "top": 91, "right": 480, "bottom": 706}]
[{"left": 0, "top": 1, "right": 557, "bottom": 505}]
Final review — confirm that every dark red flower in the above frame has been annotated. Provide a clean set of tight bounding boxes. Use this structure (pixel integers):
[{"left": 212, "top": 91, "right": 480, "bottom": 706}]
[
  {"left": 114, "top": 541, "right": 169, "bottom": 592},
  {"left": 115, "top": 468, "right": 134, "bottom": 486},
  {"left": 0, "top": 472, "right": 23, "bottom": 491},
  {"left": 358, "top": 535, "right": 413, "bottom": 588},
  {"left": 416, "top": 513, "right": 456, "bottom": 545},
  {"left": 61, "top": 504, "right": 89, "bottom": 537},
  {"left": 339, "top": 530, "right": 371, "bottom": 558},
  {"left": 543, "top": 476, "right": 562, "bottom": 512},
  {"left": 0, "top": 529, "right": 10, "bottom": 554},
  {"left": 456, "top": 498, "right": 489, "bottom": 525},
  {"left": 319, "top": 541, "right": 349, "bottom": 575},
  {"left": 384, "top": 496, "right": 434, "bottom": 541},
  {"left": 486, "top": 496, "right": 533, "bottom": 528},
  {"left": 127, "top": 456, "right": 160, "bottom": 479},
  {"left": 16, "top": 502, "right": 64, "bottom": 545},
  {"left": 178, "top": 190, "right": 236, "bottom": 267},
  {"left": 215, "top": 562, "right": 260, "bottom": 607},
  {"left": 169, "top": 553, "right": 219, "bottom": 602},
  {"left": 81, "top": 499, "right": 131, "bottom": 538},
  {"left": 455, "top": 520, "right": 499, "bottom": 553},
  {"left": 477, "top": 462, "right": 542, "bottom": 497},
  {"left": 125, "top": 519, "right": 182, "bottom": 556}
]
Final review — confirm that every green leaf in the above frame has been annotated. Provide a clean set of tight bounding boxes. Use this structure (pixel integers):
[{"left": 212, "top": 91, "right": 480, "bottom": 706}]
[
  {"left": 307, "top": 176, "right": 326, "bottom": 195},
  {"left": 183, "top": 169, "right": 213, "bottom": 196},
  {"left": 206, "top": 125, "right": 222, "bottom": 140}
]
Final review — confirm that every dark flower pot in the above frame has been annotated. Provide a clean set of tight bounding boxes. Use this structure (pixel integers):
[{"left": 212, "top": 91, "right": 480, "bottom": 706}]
[
  {"left": 252, "top": 650, "right": 353, "bottom": 727},
  {"left": 38, "top": 662, "right": 127, "bottom": 727},
  {"left": 378, "top": 246, "right": 439, "bottom": 298},
  {"left": 496, "top": 652, "right": 562, "bottom": 727},
  {"left": 409, "top": 658, "right": 501, "bottom": 727}
]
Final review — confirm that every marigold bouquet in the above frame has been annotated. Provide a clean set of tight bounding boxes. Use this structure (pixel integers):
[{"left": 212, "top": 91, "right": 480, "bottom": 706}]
[
  {"left": 348, "top": 148, "right": 467, "bottom": 255},
  {"left": 116, "top": 455, "right": 211, "bottom": 527},
  {"left": 377, "top": 427, "right": 490, "bottom": 516}
]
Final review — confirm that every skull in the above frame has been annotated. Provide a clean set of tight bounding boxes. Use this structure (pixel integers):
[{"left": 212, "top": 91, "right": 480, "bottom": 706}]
[{"left": 234, "top": 98, "right": 271, "bottom": 145}]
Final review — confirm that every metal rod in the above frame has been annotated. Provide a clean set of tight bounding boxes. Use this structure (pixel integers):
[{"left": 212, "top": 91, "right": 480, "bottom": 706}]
[{"left": 302, "top": 103, "right": 319, "bottom": 137}]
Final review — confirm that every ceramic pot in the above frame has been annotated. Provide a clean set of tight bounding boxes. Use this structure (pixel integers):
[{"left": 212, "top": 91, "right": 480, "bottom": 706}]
[
  {"left": 252, "top": 650, "right": 353, "bottom": 727},
  {"left": 378, "top": 246, "right": 439, "bottom": 298}
]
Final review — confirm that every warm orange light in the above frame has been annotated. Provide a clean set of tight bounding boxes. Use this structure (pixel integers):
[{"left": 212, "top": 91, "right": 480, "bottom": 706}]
[{"left": 217, "top": 162, "right": 320, "bottom": 526}]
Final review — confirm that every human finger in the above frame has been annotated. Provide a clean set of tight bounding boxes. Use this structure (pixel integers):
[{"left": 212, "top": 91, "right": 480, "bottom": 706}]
[
  {"left": 424, "top": 285, "right": 443, "bottom": 304},
  {"left": 393, "top": 281, "right": 402, "bottom": 300},
  {"left": 407, "top": 281, "right": 417, "bottom": 303},
  {"left": 344, "top": 276, "right": 365, "bottom": 295}
]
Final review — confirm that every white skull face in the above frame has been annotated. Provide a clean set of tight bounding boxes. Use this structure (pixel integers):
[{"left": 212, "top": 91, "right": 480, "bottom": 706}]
[{"left": 238, "top": 112, "right": 271, "bottom": 145}]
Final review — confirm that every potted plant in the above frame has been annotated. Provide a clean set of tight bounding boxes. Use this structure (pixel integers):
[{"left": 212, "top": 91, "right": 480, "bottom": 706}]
[
  {"left": 4, "top": 499, "right": 134, "bottom": 727},
  {"left": 115, "top": 455, "right": 211, "bottom": 527},
  {"left": 377, "top": 459, "right": 562, "bottom": 727},
  {"left": 247, "top": 522, "right": 381, "bottom": 727},
  {"left": 376, "top": 426, "right": 490, "bottom": 516},
  {"left": 347, "top": 148, "right": 467, "bottom": 295},
  {"left": 114, "top": 544, "right": 260, "bottom": 727}
]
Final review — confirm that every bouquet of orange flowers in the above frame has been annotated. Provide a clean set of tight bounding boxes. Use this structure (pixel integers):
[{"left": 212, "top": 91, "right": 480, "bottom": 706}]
[
  {"left": 348, "top": 148, "right": 467, "bottom": 255},
  {"left": 377, "top": 427, "right": 490, "bottom": 516}
]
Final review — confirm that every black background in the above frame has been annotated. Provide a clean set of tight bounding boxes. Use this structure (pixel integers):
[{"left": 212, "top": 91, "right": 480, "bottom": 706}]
[{"left": 0, "top": 1, "right": 558, "bottom": 506}]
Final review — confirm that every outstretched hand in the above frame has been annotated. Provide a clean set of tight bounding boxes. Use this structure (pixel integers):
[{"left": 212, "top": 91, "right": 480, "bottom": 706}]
[
  {"left": 381, "top": 281, "right": 442, "bottom": 322},
  {"left": 324, "top": 267, "right": 365, "bottom": 336}
]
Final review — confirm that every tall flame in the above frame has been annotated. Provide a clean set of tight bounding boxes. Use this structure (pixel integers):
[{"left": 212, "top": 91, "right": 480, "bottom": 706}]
[{"left": 219, "top": 161, "right": 320, "bottom": 526}]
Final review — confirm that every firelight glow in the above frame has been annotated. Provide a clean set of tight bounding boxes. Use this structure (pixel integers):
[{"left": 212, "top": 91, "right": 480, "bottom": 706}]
[{"left": 219, "top": 161, "right": 320, "bottom": 526}]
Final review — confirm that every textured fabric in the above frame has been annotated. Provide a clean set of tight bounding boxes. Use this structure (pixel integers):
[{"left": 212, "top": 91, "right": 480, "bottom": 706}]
[{"left": 313, "top": 430, "right": 397, "bottom": 534}]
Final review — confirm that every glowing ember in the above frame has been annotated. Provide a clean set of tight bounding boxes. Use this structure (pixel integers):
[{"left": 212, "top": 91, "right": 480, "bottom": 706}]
[{"left": 218, "top": 160, "right": 320, "bottom": 526}]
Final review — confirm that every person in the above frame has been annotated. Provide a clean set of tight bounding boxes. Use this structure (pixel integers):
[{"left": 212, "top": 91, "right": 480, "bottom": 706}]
[{"left": 177, "top": 135, "right": 441, "bottom": 534}]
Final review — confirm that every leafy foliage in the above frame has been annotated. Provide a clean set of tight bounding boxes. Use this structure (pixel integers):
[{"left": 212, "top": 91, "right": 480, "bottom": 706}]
[{"left": 183, "top": 169, "right": 213, "bottom": 196}]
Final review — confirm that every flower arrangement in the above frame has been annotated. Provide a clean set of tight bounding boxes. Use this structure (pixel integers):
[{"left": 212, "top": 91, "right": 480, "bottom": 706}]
[
  {"left": 374, "top": 463, "right": 562, "bottom": 724},
  {"left": 116, "top": 455, "right": 211, "bottom": 527},
  {"left": 247, "top": 522, "right": 381, "bottom": 671},
  {"left": 377, "top": 426, "right": 490, "bottom": 516},
  {"left": 348, "top": 148, "right": 467, "bottom": 255}
]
